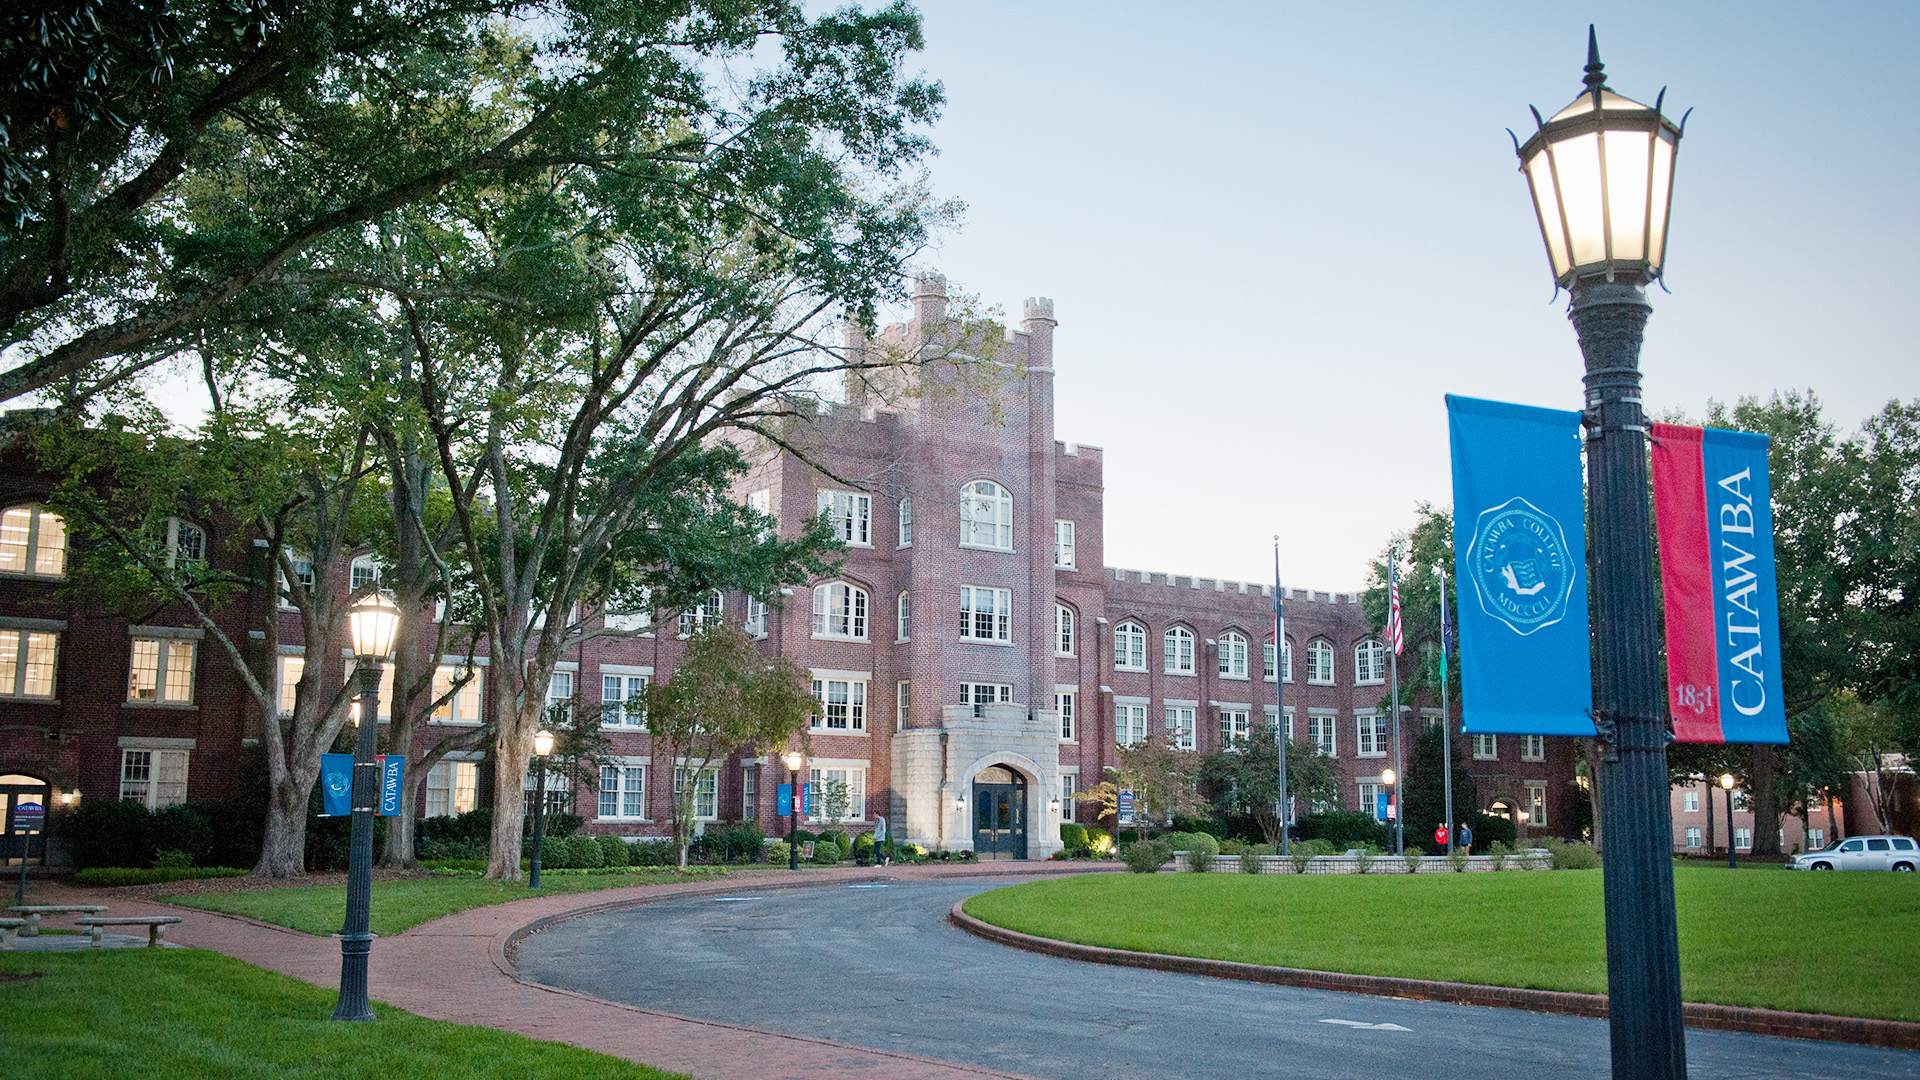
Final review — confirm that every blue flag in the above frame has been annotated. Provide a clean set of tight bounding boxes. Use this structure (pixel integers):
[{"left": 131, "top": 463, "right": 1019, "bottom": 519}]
[
  {"left": 1447, "top": 395, "right": 1595, "bottom": 736},
  {"left": 378, "top": 755, "right": 406, "bottom": 816},
  {"left": 320, "top": 753, "right": 354, "bottom": 817},
  {"left": 777, "top": 783, "right": 793, "bottom": 817}
]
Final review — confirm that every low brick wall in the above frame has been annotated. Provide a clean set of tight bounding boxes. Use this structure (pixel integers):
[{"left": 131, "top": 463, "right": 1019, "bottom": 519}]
[{"left": 1169, "top": 850, "right": 1553, "bottom": 873}]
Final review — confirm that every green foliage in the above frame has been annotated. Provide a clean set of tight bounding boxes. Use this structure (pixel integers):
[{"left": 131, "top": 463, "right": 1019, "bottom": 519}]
[
  {"left": 64, "top": 798, "right": 262, "bottom": 870},
  {"left": 1123, "top": 839, "right": 1172, "bottom": 874},
  {"left": 1463, "top": 811, "right": 1516, "bottom": 850},
  {"left": 1241, "top": 844, "right": 1273, "bottom": 873},
  {"left": 1161, "top": 832, "right": 1219, "bottom": 858},
  {"left": 1448, "top": 847, "right": 1470, "bottom": 873},
  {"left": 1403, "top": 846, "right": 1424, "bottom": 875},
  {"left": 1185, "top": 847, "right": 1216, "bottom": 874},
  {"left": 1059, "top": 823, "right": 1090, "bottom": 851},
  {"left": 1361, "top": 504, "right": 1458, "bottom": 699},
  {"left": 596, "top": 835, "right": 630, "bottom": 868},
  {"left": 1199, "top": 732, "right": 1341, "bottom": 847},
  {"left": 74, "top": 866, "right": 247, "bottom": 887},
  {"left": 688, "top": 825, "right": 766, "bottom": 865},
  {"left": 537, "top": 833, "right": 573, "bottom": 870},
  {"left": 1299, "top": 812, "right": 1390, "bottom": 851},
  {"left": 1488, "top": 842, "right": 1511, "bottom": 871},
  {"left": 571, "top": 833, "right": 604, "bottom": 869},
  {"left": 1542, "top": 838, "right": 1601, "bottom": 869},
  {"left": 851, "top": 832, "right": 876, "bottom": 864},
  {"left": 624, "top": 840, "right": 674, "bottom": 868},
  {"left": 1353, "top": 848, "right": 1377, "bottom": 874},
  {"left": 765, "top": 840, "right": 791, "bottom": 866},
  {"left": 1402, "top": 724, "right": 1479, "bottom": 846},
  {"left": 1289, "top": 844, "right": 1314, "bottom": 875},
  {"left": 1109, "top": 737, "right": 1207, "bottom": 837},
  {"left": 810, "top": 838, "right": 842, "bottom": 866},
  {"left": 153, "top": 849, "right": 194, "bottom": 869}
]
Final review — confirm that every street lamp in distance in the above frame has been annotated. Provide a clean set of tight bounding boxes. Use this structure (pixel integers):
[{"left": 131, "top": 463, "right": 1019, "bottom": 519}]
[
  {"left": 1719, "top": 774, "right": 1738, "bottom": 869},
  {"left": 1380, "top": 768, "right": 1396, "bottom": 841},
  {"left": 529, "top": 729, "right": 557, "bottom": 888},
  {"left": 783, "top": 750, "right": 804, "bottom": 871},
  {"left": 332, "top": 591, "right": 400, "bottom": 1023}
]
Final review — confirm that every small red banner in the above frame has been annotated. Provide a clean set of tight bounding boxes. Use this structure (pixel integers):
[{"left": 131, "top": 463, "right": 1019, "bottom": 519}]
[{"left": 1651, "top": 423, "right": 1723, "bottom": 742}]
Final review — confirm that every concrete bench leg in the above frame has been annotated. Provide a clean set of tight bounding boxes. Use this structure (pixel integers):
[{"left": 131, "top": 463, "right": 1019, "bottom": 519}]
[
  {"left": 1, "top": 926, "right": 15, "bottom": 950},
  {"left": 89, "top": 924, "right": 104, "bottom": 948},
  {"left": 148, "top": 923, "right": 166, "bottom": 947},
  {"left": 21, "top": 913, "right": 39, "bottom": 937}
]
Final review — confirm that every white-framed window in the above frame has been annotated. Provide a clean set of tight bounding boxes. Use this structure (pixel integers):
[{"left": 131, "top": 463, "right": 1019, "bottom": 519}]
[
  {"left": 349, "top": 553, "right": 379, "bottom": 591},
  {"left": 167, "top": 517, "right": 207, "bottom": 566},
  {"left": 598, "top": 761, "right": 648, "bottom": 820},
  {"left": 277, "top": 553, "right": 316, "bottom": 610},
  {"left": 0, "top": 629, "right": 58, "bottom": 699},
  {"left": 1219, "top": 709, "right": 1250, "bottom": 745},
  {"left": 425, "top": 760, "right": 479, "bottom": 818},
  {"left": 1357, "top": 782, "right": 1389, "bottom": 823},
  {"left": 960, "top": 480, "right": 1013, "bottom": 551},
  {"left": 1307, "top": 711, "right": 1337, "bottom": 756},
  {"left": 128, "top": 635, "right": 196, "bottom": 704},
  {"left": 605, "top": 588, "right": 653, "bottom": 632},
  {"left": 1472, "top": 733, "right": 1498, "bottom": 760},
  {"left": 601, "top": 672, "right": 648, "bottom": 729},
  {"left": 1807, "top": 827, "right": 1825, "bottom": 849},
  {"left": 1218, "top": 631, "right": 1248, "bottom": 678},
  {"left": 276, "top": 654, "right": 304, "bottom": 716},
  {"left": 1522, "top": 735, "right": 1546, "bottom": 762},
  {"left": 546, "top": 669, "right": 575, "bottom": 721},
  {"left": 811, "top": 677, "right": 867, "bottom": 732},
  {"left": 1058, "top": 692, "right": 1075, "bottom": 741},
  {"left": 747, "top": 489, "right": 773, "bottom": 538},
  {"left": 1685, "top": 827, "right": 1702, "bottom": 849},
  {"left": 1266, "top": 705, "right": 1293, "bottom": 739},
  {"left": 1307, "top": 639, "right": 1335, "bottom": 684},
  {"left": 1166, "top": 705, "right": 1195, "bottom": 750},
  {"left": 811, "top": 582, "right": 868, "bottom": 640},
  {"left": 1355, "top": 639, "right": 1386, "bottom": 685},
  {"left": 343, "top": 658, "right": 395, "bottom": 719},
  {"left": 679, "top": 591, "right": 723, "bottom": 635},
  {"left": 744, "top": 596, "right": 768, "bottom": 637},
  {"left": 431, "top": 664, "right": 484, "bottom": 724},
  {"left": 817, "top": 490, "right": 872, "bottom": 546},
  {"left": 0, "top": 505, "right": 66, "bottom": 578},
  {"left": 120, "top": 747, "right": 189, "bottom": 807},
  {"left": 675, "top": 767, "right": 719, "bottom": 821},
  {"left": 959, "top": 585, "right": 1011, "bottom": 642},
  {"left": 524, "top": 764, "right": 571, "bottom": 815},
  {"left": 1054, "top": 520, "right": 1075, "bottom": 568},
  {"left": 742, "top": 764, "right": 759, "bottom": 821},
  {"left": 1265, "top": 638, "right": 1292, "bottom": 682},
  {"left": 1116, "top": 702, "right": 1149, "bottom": 746},
  {"left": 898, "top": 496, "right": 913, "bottom": 547},
  {"left": 1055, "top": 603, "right": 1074, "bottom": 656},
  {"left": 1357, "top": 711, "right": 1388, "bottom": 757},
  {"left": 896, "top": 591, "right": 910, "bottom": 641},
  {"left": 960, "top": 681, "right": 1012, "bottom": 718},
  {"left": 897, "top": 680, "right": 910, "bottom": 731},
  {"left": 808, "top": 765, "right": 866, "bottom": 823},
  {"left": 1735, "top": 827, "right": 1752, "bottom": 851},
  {"left": 1527, "top": 783, "right": 1548, "bottom": 828},
  {"left": 1114, "top": 622, "right": 1147, "bottom": 671},
  {"left": 1163, "top": 627, "right": 1195, "bottom": 674},
  {"left": 1683, "top": 790, "right": 1700, "bottom": 813},
  {"left": 1061, "top": 774, "right": 1076, "bottom": 820}
]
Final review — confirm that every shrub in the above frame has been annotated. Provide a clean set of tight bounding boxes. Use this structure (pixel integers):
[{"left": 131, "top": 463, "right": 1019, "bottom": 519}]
[
  {"left": 625, "top": 839, "right": 673, "bottom": 867},
  {"left": 536, "top": 833, "right": 571, "bottom": 869},
  {"left": 811, "top": 839, "right": 842, "bottom": 865},
  {"left": 1059, "top": 823, "right": 1090, "bottom": 851},
  {"left": 1543, "top": 837, "right": 1601, "bottom": 869},
  {"left": 573, "top": 833, "right": 604, "bottom": 868},
  {"left": 791, "top": 829, "right": 817, "bottom": 843},
  {"left": 765, "top": 840, "right": 791, "bottom": 865},
  {"left": 852, "top": 832, "right": 876, "bottom": 864},
  {"left": 1185, "top": 846, "right": 1216, "bottom": 874},
  {"left": 1488, "top": 841, "right": 1511, "bottom": 871},
  {"left": 1299, "top": 811, "right": 1391, "bottom": 851},
  {"left": 1087, "top": 832, "right": 1115, "bottom": 856},
  {"left": 1403, "top": 846, "right": 1425, "bottom": 875},
  {"left": 1241, "top": 843, "right": 1272, "bottom": 874},
  {"left": 895, "top": 842, "right": 927, "bottom": 864},
  {"left": 1162, "top": 832, "right": 1219, "bottom": 857},
  {"left": 816, "top": 829, "right": 846, "bottom": 853},
  {"left": 1218, "top": 838, "right": 1245, "bottom": 856},
  {"left": 74, "top": 866, "right": 247, "bottom": 887},
  {"left": 1289, "top": 843, "right": 1313, "bottom": 875},
  {"left": 523, "top": 810, "right": 582, "bottom": 839},
  {"left": 598, "top": 834, "right": 631, "bottom": 867},
  {"left": 1448, "top": 847, "right": 1470, "bottom": 873},
  {"left": 1354, "top": 848, "right": 1376, "bottom": 874},
  {"left": 153, "top": 849, "right": 194, "bottom": 869},
  {"left": 1123, "top": 839, "right": 1172, "bottom": 873}
]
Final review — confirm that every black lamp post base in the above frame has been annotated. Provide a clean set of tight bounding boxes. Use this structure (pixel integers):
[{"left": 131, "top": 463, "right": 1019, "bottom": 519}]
[{"left": 329, "top": 934, "right": 376, "bottom": 1022}]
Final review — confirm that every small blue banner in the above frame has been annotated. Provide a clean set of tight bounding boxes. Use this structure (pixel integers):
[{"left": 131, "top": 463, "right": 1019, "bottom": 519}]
[
  {"left": 379, "top": 755, "right": 405, "bottom": 817},
  {"left": 777, "top": 783, "right": 793, "bottom": 817},
  {"left": 320, "top": 753, "right": 353, "bottom": 817},
  {"left": 801, "top": 783, "right": 814, "bottom": 816},
  {"left": 1447, "top": 395, "right": 1596, "bottom": 736}
]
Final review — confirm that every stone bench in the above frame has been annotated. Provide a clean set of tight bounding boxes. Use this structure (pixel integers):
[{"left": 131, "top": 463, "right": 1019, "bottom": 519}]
[
  {"left": 0, "top": 918, "right": 23, "bottom": 949},
  {"left": 74, "top": 916, "right": 182, "bottom": 948},
  {"left": 7, "top": 904, "right": 108, "bottom": 936}
]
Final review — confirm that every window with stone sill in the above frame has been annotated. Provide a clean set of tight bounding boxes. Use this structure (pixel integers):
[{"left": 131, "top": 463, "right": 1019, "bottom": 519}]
[
  {"left": 601, "top": 673, "right": 648, "bottom": 729},
  {"left": 1114, "top": 622, "right": 1146, "bottom": 671},
  {"left": 599, "top": 761, "right": 647, "bottom": 820},
  {"left": 426, "top": 760, "right": 479, "bottom": 818},
  {"left": 959, "top": 585, "right": 1011, "bottom": 642},
  {"left": 1218, "top": 631, "right": 1248, "bottom": 678},
  {"left": 1265, "top": 638, "right": 1292, "bottom": 682},
  {"left": 0, "top": 504, "right": 66, "bottom": 578},
  {"left": 1355, "top": 639, "right": 1386, "bottom": 685},
  {"left": 167, "top": 518, "right": 206, "bottom": 567},
  {"left": 817, "top": 490, "right": 872, "bottom": 546},
  {"left": 128, "top": 636, "right": 196, "bottom": 705},
  {"left": 1116, "top": 703, "right": 1148, "bottom": 747},
  {"left": 1054, "top": 519, "right": 1075, "bottom": 569},
  {"left": 679, "top": 591, "right": 723, "bottom": 635},
  {"left": 0, "top": 629, "right": 57, "bottom": 699},
  {"left": 1306, "top": 639, "right": 1335, "bottom": 685},
  {"left": 812, "top": 582, "right": 868, "bottom": 640},
  {"left": 959, "top": 480, "right": 1013, "bottom": 551},
  {"left": 811, "top": 678, "right": 866, "bottom": 732},
  {"left": 1357, "top": 712, "right": 1388, "bottom": 757},
  {"left": 1163, "top": 627, "right": 1195, "bottom": 675},
  {"left": 120, "top": 748, "right": 188, "bottom": 807},
  {"left": 1165, "top": 705, "right": 1195, "bottom": 750},
  {"left": 1472, "top": 733, "right": 1498, "bottom": 760},
  {"left": 1055, "top": 603, "right": 1074, "bottom": 656},
  {"left": 674, "top": 767, "right": 719, "bottom": 821},
  {"left": 1057, "top": 692, "right": 1075, "bottom": 740},
  {"left": 961, "top": 682, "right": 1011, "bottom": 718},
  {"left": 1521, "top": 735, "right": 1546, "bottom": 761},
  {"left": 1219, "top": 709, "right": 1250, "bottom": 745}
]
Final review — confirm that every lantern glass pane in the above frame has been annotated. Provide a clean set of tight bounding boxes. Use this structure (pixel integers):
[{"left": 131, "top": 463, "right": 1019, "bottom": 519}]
[
  {"left": 1648, "top": 135, "right": 1675, "bottom": 272},
  {"left": 1603, "top": 128, "right": 1652, "bottom": 262},
  {"left": 1550, "top": 131, "right": 1606, "bottom": 267},
  {"left": 1526, "top": 150, "right": 1571, "bottom": 277},
  {"left": 1550, "top": 94, "right": 1595, "bottom": 122}
]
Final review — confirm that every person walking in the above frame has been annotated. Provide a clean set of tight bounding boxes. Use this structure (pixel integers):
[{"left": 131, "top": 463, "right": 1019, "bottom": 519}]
[{"left": 1458, "top": 822, "right": 1474, "bottom": 855}]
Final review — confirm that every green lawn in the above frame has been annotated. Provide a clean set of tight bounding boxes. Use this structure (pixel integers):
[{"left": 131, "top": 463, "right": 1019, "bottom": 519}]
[
  {"left": 962, "top": 865, "right": 1920, "bottom": 1022},
  {"left": 164, "top": 869, "right": 724, "bottom": 938},
  {"left": 0, "top": 948, "right": 684, "bottom": 1079}
]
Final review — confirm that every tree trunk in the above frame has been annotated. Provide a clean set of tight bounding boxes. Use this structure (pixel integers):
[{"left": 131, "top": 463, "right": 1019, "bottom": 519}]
[
  {"left": 254, "top": 775, "right": 315, "bottom": 877},
  {"left": 1749, "top": 746, "right": 1781, "bottom": 858},
  {"left": 486, "top": 719, "right": 531, "bottom": 880}
]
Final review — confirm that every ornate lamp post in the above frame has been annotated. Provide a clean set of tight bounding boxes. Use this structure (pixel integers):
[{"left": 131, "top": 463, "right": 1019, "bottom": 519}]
[
  {"left": 1380, "top": 767, "right": 1396, "bottom": 839},
  {"left": 784, "top": 750, "right": 804, "bottom": 870},
  {"left": 528, "top": 729, "right": 557, "bottom": 888},
  {"left": 1720, "top": 773, "right": 1738, "bottom": 869},
  {"left": 332, "top": 592, "right": 400, "bottom": 1023},
  {"left": 1513, "top": 27, "right": 1687, "bottom": 1080}
]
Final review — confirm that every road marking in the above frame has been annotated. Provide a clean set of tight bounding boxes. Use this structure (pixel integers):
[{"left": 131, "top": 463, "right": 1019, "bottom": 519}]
[
  {"left": 1320, "top": 1019, "right": 1412, "bottom": 1031},
  {"left": 847, "top": 883, "right": 891, "bottom": 889},
  {"left": 709, "top": 896, "right": 765, "bottom": 902}
]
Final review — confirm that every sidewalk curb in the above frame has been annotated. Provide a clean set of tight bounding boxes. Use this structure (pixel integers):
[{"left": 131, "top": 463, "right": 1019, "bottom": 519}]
[{"left": 947, "top": 900, "right": 1920, "bottom": 1052}]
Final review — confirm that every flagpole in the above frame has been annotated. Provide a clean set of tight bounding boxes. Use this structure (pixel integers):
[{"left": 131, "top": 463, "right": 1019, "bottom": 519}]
[
  {"left": 1389, "top": 550, "right": 1403, "bottom": 856},
  {"left": 1440, "top": 565, "right": 1454, "bottom": 855},
  {"left": 1274, "top": 536, "right": 1289, "bottom": 858}
]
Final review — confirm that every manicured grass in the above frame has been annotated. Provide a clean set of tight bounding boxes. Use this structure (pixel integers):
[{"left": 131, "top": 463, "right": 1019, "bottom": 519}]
[
  {"left": 0, "top": 947, "right": 684, "bottom": 1079},
  {"left": 962, "top": 865, "right": 1920, "bottom": 1022},
  {"left": 164, "top": 868, "right": 724, "bottom": 938}
]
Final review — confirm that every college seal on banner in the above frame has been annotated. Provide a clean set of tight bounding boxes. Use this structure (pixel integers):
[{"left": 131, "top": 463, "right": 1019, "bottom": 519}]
[{"left": 1467, "top": 496, "right": 1575, "bottom": 635}]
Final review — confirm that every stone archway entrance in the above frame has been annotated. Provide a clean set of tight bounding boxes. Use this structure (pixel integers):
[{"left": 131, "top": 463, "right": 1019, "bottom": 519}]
[{"left": 972, "top": 765, "right": 1028, "bottom": 860}]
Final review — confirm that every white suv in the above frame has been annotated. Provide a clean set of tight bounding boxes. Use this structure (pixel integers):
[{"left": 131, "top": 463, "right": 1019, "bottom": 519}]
[{"left": 1790, "top": 835, "right": 1919, "bottom": 872}]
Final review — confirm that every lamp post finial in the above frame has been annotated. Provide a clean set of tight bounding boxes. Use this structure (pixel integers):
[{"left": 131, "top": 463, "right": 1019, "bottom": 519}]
[{"left": 1584, "top": 25, "right": 1608, "bottom": 94}]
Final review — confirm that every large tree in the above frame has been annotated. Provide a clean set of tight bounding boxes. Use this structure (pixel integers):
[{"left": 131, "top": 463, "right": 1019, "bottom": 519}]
[{"left": 1199, "top": 731, "right": 1340, "bottom": 847}]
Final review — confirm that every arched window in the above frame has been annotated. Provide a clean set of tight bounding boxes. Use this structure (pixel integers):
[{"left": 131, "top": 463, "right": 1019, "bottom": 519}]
[
  {"left": 1114, "top": 622, "right": 1146, "bottom": 671},
  {"left": 1355, "top": 639, "right": 1386, "bottom": 685},
  {"left": 1164, "top": 626, "right": 1195, "bottom": 674},
  {"left": 959, "top": 480, "right": 1013, "bottom": 550},
  {"left": 1265, "top": 637, "right": 1292, "bottom": 682},
  {"left": 811, "top": 582, "right": 868, "bottom": 640},
  {"left": 1055, "top": 604, "right": 1074, "bottom": 656},
  {"left": 897, "top": 590, "right": 910, "bottom": 641},
  {"left": 0, "top": 504, "right": 66, "bottom": 578},
  {"left": 1307, "top": 638, "right": 1335, "bottom": 685},
  {"left": 167, "top": 517, "right": 206, "bottom": 567},
  {"left": 350, "top": 553, "right": 380, "bottom": 590},
  {"left": 1218, "top": 631, "right": 1248, "bottom": 678}
]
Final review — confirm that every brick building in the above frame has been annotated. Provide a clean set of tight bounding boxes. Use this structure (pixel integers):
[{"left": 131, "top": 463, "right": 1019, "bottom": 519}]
[{"left": 0, "top": 274, "right": 1574, "bottom": 864}]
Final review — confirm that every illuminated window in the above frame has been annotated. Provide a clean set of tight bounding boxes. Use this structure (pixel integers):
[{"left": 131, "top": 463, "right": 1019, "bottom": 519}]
[{"left": 0, "top": 505, "right": 65, "bottom": 577}]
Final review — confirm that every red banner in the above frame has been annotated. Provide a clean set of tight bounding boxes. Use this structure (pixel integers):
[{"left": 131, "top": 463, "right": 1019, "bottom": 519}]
[{"left": 1651, "top": 423, "right": 1723, "bottom": 742}]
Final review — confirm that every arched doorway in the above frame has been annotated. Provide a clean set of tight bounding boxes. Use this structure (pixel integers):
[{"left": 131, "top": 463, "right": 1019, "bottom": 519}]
[
  {"left": 972, "top": 765, "right": 1028, "bottom": 860},
  {"left": 2, "top": 773, "right": 50, "bottom": 866}
]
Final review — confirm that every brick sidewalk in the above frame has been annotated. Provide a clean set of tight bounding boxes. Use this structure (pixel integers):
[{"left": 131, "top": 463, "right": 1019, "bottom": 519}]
[{"left": 24, "top": 863, "right": 1111, "bottom": 1080}]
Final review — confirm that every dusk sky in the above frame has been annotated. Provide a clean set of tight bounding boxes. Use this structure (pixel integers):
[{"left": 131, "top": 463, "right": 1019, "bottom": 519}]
[{"left": 893, "top": 2, "right": 1919, "bottom": 591}]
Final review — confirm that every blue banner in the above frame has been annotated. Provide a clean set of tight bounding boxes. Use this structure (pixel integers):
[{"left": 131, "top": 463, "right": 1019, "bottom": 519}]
[
  {"left": 1447, "top": 395, "right": 1595, "bottom": 735},
  {"left": 777, "top": 783, "right": 793, "bottom": 817},
  {"left": 320, "top": 753, "right": 353, "bottom": 817},
  {"left": 801, "top": 783, "right": 814, "bottom": 816},
  {"left": 378, "top": 755, "right": 406, "bottom": 817},
  {"left": 1699, "top": 428, "right": 1788, "bottom": 743}
]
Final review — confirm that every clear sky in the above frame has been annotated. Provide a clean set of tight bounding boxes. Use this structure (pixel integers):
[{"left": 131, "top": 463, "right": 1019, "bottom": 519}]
[{"left": 893, "top": 1, "right": 1920, "bottom": 592}]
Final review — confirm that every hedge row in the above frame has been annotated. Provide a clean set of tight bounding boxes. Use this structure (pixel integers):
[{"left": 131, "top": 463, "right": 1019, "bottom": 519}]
[{"left": 74, "top": 866, "right": 249, "bottom": 887}]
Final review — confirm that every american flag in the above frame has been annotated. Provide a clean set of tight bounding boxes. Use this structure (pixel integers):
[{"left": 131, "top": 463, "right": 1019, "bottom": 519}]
[{"left": 1386, "top": 561, "right": 1405, "bottom": 656}]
